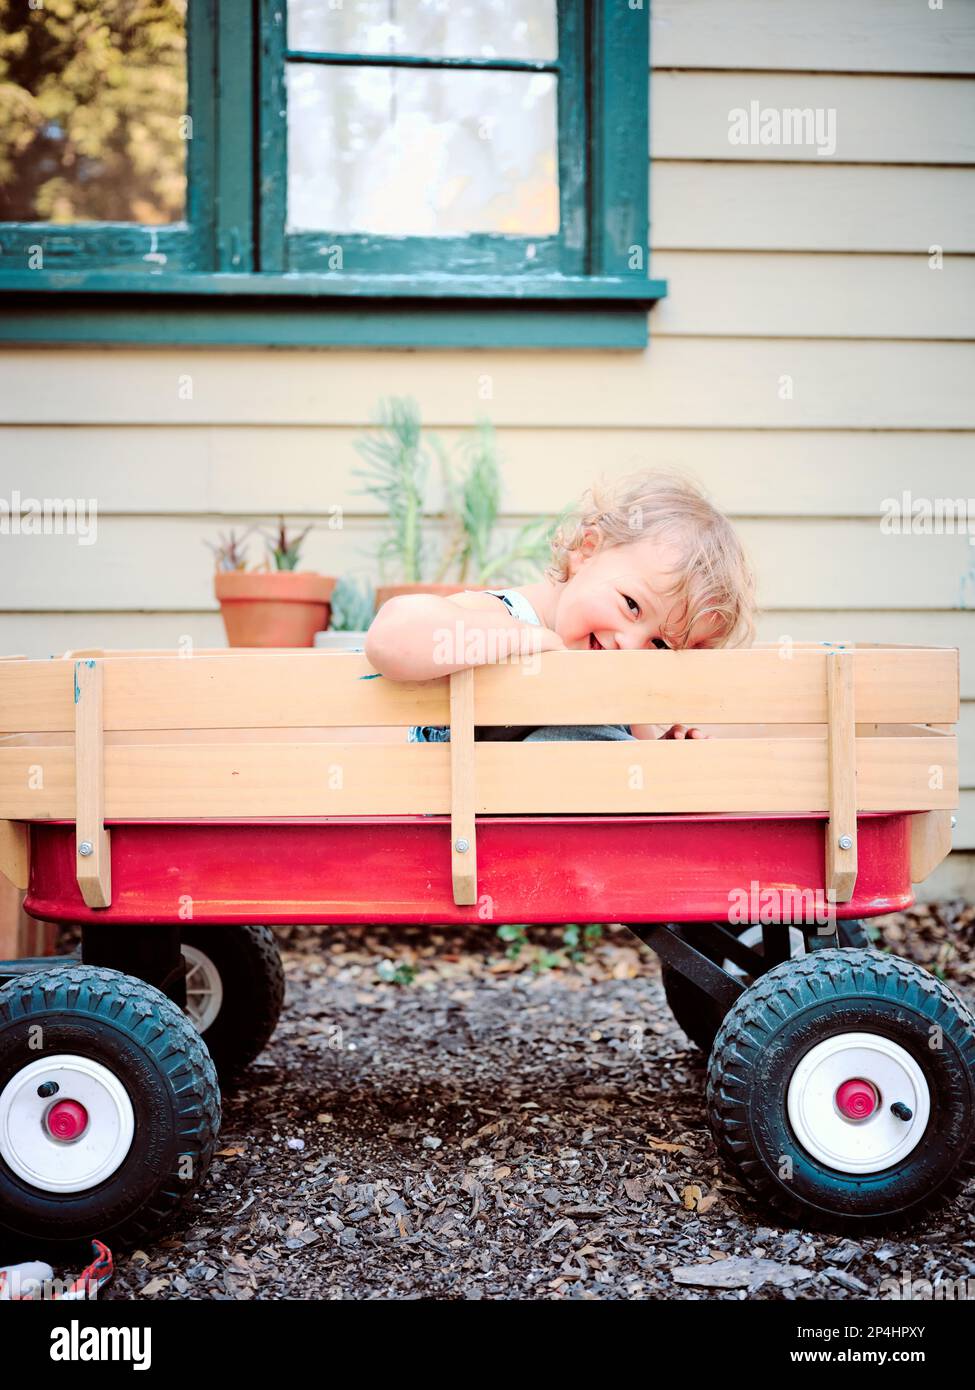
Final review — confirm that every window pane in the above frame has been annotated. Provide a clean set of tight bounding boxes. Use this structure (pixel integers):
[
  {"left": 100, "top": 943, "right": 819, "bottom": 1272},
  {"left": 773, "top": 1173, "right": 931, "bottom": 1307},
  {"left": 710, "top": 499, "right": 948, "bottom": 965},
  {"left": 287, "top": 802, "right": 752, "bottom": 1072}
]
[
  {"left": 287, "top": 0, "right": 557, "bottom": 62},
  {"left": 287, "top": 64, "right": 558, "bottom": 236},
  {"left": 0, "top": 0, "right": 188, "bottom": 224}
]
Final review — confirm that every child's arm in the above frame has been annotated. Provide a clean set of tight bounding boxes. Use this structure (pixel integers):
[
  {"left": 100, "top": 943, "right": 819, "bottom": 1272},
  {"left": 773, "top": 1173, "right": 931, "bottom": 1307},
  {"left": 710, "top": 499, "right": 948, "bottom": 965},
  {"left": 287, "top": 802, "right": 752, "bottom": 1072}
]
[
  {"left": 631, "top": 723, "right": 710, "bottom": 740},
  {"left": 364, "top": 592, "right": 565, "bottom": 682}
]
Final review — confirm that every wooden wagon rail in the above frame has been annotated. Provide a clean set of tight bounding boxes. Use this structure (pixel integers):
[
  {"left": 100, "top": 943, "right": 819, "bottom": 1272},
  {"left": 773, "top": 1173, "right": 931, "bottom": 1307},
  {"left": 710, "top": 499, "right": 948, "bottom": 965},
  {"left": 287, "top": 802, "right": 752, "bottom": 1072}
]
[{"left": 0, "top": 643, "right": 959, "bottom": 911}]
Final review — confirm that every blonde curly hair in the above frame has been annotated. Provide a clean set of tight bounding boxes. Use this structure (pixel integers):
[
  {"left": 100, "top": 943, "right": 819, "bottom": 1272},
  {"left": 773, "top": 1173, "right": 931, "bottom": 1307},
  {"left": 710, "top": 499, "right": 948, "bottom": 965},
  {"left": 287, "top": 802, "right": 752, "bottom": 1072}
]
[{"left": 544, "top": 470, "right": 757, "bottom": 649}]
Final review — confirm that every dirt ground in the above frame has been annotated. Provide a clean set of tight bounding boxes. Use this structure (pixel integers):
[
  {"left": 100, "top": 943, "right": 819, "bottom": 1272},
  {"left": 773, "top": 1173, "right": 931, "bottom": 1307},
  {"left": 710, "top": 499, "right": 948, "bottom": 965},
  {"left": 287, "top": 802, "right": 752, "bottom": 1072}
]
[{"left": 76, "top": 905, "right": 975, "bottom": 1300}]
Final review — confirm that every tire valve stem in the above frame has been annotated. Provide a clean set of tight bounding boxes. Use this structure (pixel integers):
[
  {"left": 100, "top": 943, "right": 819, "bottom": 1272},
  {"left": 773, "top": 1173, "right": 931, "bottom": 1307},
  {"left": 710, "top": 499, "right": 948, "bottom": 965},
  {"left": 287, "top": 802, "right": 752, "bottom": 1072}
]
[
  {"left": 36, "top": 1081, "right": 59, "bottom": 1099},
  {"left": 890, "top": 1101, "right": 913, "bottom": 1121}
]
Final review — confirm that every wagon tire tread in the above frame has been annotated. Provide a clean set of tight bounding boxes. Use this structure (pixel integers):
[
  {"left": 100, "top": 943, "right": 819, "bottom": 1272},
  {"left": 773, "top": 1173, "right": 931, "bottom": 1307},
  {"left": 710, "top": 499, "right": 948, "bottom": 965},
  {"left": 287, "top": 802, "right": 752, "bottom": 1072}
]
[
  {"left": 706, "top": 948, "right": 975, "bottom": 1232},
  {"left": 0, "top": 965, "right": 221, "bottom": 1250}
]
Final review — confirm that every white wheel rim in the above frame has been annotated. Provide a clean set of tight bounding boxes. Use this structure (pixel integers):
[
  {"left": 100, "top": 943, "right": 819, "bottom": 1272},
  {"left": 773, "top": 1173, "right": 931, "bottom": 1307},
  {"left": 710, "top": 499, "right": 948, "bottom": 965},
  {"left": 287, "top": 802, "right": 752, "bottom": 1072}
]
[
  {"left": 0, "top": 1054, "right": 135, "bottom": 1194},
  {"left": 182, "top": 944, "right": 224, "bottom": 1033},
  {"left": 787, "top": 1031, "right": 930, "bottom": 1174},
  {"left": 723, "top": 924, "right": 806, "bottom": 978}
]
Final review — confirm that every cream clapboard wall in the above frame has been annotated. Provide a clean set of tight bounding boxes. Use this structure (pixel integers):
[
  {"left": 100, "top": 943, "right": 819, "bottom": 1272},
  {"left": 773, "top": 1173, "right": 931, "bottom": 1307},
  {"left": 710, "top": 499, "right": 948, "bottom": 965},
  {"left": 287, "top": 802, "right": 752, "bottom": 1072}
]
[{"left": 0, "top": 0, "right": 973, "bottom": 885}]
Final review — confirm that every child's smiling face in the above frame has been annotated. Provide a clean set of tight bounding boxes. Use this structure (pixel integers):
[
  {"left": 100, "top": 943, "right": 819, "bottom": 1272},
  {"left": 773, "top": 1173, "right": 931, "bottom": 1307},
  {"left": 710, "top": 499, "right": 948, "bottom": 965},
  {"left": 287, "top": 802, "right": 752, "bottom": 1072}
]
[{"left": 555, "top": 530, "right": 720, "bottom": 651}]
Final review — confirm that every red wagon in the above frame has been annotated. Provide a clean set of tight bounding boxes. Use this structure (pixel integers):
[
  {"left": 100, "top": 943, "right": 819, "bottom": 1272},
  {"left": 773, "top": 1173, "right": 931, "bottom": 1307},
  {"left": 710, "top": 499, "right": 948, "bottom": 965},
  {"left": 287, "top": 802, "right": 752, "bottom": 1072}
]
[{"left": 0, "top": 642, "right": 970, "bottom": 1246}]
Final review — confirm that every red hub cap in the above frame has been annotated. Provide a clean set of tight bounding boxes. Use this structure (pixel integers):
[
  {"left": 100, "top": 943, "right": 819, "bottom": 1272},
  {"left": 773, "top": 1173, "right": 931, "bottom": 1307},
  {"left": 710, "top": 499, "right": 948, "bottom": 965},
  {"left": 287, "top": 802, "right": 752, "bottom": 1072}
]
[
  {"left": 834, "top": 1078, "right": 877, "bottom": 1120},
  {"left": 45, "top": 1099, "right": 89, "bottom": 1141}
]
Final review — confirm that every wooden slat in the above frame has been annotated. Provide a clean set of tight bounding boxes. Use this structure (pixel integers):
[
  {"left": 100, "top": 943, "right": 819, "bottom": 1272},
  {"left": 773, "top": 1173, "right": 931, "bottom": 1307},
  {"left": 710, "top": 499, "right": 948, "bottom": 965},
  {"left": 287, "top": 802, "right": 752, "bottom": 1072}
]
[
  {"left": 0, "top": 820, "right": 28, "bottom": 890},
  {"left": 74, "top": 659, "right": 111, "bottom": 909},
  {"left": 826, "top": 652, "right": 858, "bottom": 902},
  {"left": 4, "top": 611, "right": 973, "bottom": 694},
  {"left": 652, "top": 73, "right": 975, "bottom": 164},
  {"left": 449, "top": 668, "right": 477, "bottom": 906},
  {"left": 0, "top": 876, "right": 24, "bottom": 961},
  {"left": 0, "top": 735, "right": 955, "bottom": 819},
  {"left": 0, "top": 648, "right": 959, "bottom": 734},
  {"left": 651, "top": 164, "right": 975, "bottom": 253},
  {"left": 651, "top": 0, "right": 975, "bottom": 75},
  {"left": 910, "top": 810, "right": 954, "bottom": 883},
  {"left": 0, "top": 882, "right": 55, "bottom": 962},
  {"left": 1, "top": 344, "right": 973, "bottom": 428}
]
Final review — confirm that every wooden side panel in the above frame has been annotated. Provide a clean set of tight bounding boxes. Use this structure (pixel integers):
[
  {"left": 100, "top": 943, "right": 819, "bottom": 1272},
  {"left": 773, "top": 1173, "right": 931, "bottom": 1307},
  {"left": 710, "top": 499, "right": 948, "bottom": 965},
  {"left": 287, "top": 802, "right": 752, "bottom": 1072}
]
[
  {"left": 0, "top": 819, "right": 28, "bottom": 890},
  {"left": 0, "top": 648, "right": 959, "bottom": 734},
  {"left": 910, "top": 809, "right": 955, "bottom": 883},
  {"left": 0, "top": 734, "right": 956, "bottom": 819}
]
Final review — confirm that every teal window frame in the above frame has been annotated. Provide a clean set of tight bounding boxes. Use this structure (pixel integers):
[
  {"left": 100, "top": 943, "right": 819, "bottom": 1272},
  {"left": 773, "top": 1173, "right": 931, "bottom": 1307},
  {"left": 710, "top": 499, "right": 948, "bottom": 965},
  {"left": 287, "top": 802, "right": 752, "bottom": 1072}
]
[
  {"left": 0, "top": 0, "right": 665, "bottom": 348},
  {"left": 0, "top": 0, "right": 219, "bottom": 273},
  {"left": 261, "top": 1, "right": 586, "bottom": 278}
]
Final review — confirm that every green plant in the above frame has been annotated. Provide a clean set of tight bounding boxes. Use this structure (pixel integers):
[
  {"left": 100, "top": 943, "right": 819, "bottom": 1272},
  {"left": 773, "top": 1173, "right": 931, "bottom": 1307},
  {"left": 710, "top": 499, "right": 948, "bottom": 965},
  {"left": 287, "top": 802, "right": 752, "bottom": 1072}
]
[
  {"left": 532, "top": 950, "right": 563, "bottom": 974},
  {"left": 454, "top": 420, "right": 502, "bottom": 582},
  {"left": 354, "top": 396, "right": 572, "bottom": 591},
  {"left": 204, "top": 527, "right": 253, "bottom": 572},
  {"left": 562, "top": 923, "right": 604, "bottom": 963},
  {"left": 480, "top": 512, "right": 566, "bottom": 587},
  {"left": 376, "top": 958, "right": 418, "bottom": 987},
  {"left": 352, "top": 397, "right": 452, "bottom": 585},
  {"left": 496, "top": 923, "right": 528, "bottom": 961},
  {"left": 259, "top": 516, "right": 314, "bottom": 571},
  {"left": 445, "top": 420, "right": 567, "bottom": 587},
  {"left": 496, "top": 922, "right": 605, "bottom": 972},
  {"left": 327, "top": 574, "right": 375, "bottom": 631}
]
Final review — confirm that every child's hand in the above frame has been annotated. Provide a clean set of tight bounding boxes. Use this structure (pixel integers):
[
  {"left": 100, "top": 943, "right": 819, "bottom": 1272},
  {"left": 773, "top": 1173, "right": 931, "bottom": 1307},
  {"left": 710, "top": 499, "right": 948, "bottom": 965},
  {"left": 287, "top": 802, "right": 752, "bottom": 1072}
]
[{"left": 658, "top": 723, "right": 709, "bottom": 739}]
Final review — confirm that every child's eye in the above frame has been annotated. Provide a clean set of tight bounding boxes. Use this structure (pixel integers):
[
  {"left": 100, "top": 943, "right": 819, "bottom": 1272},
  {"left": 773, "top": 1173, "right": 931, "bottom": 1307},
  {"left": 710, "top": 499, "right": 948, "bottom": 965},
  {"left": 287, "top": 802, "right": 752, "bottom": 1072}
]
[{"left": 624, "top": 595, "right": 640, "bottom": 615}]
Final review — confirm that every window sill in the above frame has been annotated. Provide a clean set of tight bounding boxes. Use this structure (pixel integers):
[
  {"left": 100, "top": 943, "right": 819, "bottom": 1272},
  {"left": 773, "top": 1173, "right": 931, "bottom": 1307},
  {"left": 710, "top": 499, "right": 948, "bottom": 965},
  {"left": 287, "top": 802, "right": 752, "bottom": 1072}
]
[{"left": 0, "top": 271, "right": 667, "bottom": 349}]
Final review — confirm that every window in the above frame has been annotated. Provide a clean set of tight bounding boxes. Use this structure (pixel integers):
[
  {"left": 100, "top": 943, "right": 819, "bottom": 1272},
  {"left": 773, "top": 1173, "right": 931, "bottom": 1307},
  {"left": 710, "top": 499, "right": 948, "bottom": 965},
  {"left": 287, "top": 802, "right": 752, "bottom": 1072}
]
[
  {"left": 0, "top": 0, "right": 665, "bottom": 347},
  {"left": 0, "top": 0, "right": 215, "bottom": 270}
]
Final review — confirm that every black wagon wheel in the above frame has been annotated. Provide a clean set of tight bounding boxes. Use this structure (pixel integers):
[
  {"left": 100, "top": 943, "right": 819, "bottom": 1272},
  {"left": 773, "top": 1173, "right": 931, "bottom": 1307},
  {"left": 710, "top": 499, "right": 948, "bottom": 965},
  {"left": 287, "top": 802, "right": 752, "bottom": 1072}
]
[
  {"left": 0, "top": 965, "right": 220, "bottom": 1251},
  {"left": 661, "top": 918, "right": 870, "bottom": 1054},
  {"left": 707, "top": 948, "right": 975, "bottom": 1231},
  {"left": 179, "top": 925, "right": 285, "bottom": 1082}
]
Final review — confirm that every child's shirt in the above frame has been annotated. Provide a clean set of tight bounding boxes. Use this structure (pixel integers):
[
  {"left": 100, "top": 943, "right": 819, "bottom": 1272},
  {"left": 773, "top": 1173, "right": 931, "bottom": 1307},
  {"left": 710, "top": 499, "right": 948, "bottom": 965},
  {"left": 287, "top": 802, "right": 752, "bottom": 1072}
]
[{"left": 406, "top": 588, "right": 631, "bottom": 743}]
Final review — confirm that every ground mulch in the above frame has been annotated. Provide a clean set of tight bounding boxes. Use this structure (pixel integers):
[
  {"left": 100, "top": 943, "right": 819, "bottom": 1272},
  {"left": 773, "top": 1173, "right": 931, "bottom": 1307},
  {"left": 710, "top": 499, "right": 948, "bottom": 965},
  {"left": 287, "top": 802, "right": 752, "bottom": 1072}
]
[{"left": 71, "top": 902, "right": 975, "bottom": 1301}]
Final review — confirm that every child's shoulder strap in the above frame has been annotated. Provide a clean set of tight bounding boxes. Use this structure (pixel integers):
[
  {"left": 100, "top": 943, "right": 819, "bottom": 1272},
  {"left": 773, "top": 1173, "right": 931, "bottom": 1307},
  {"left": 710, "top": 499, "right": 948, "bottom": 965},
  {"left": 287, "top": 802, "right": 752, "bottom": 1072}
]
[{"left": 482, "top": 588, "right": 541, "bottom": 626}]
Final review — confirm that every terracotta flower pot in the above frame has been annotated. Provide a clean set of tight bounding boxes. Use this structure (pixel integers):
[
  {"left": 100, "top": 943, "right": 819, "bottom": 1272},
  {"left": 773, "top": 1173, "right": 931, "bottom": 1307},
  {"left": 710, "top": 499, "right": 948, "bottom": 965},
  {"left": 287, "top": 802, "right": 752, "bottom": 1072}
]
[
  {"left": 374, "top": 582, "right": 502, "bottom": 612},
  {"left": 215, "top": 571, "right": 336, "bottom": 647}
]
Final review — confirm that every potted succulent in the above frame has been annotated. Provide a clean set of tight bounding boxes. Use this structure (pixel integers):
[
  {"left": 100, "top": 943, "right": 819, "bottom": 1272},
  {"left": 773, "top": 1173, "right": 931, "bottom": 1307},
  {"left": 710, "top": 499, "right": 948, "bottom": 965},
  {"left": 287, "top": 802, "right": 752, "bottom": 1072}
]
[
  {"left": 314, "top": 573, "right": 376, "bottom": 650},
  {"left": 209, "top": 518, "right": 336, "bottom": 647},
  {"left": 352, "top": 397, "right": 469, "bottom": 611},
  {"left": 353, "top": 398, "right": 559, "bottom": 612},
  {"left": 445, "top": 419, "right": 565, "bottom": 589}
]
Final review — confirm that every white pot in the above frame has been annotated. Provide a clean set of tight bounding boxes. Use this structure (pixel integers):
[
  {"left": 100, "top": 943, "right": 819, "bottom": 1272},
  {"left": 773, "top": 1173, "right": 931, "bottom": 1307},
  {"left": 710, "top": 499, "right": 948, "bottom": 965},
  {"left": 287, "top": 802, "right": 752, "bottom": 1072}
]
[{"left": 313, "top": 630, "right": 369, "bottom": 651}]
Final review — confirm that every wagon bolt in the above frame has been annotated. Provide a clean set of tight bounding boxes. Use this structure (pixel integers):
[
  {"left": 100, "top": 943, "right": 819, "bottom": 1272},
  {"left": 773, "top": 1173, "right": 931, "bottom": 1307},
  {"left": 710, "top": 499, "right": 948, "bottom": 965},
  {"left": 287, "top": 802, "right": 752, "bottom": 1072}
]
[
  {"left": 890, "top": 1102, "right": 913, "bottom": 1122},
  {"left": 36, "top": 1082, "right": 59, "bottom": 1099},
  {"left": 454, "top": 838, "right": 470, "bottom": 853},
  {"left": 78, "top": 841, "right": 93, "bottom": 857},
  {"left": 838, "top": 835, "right": 853, "bottom": 851}
]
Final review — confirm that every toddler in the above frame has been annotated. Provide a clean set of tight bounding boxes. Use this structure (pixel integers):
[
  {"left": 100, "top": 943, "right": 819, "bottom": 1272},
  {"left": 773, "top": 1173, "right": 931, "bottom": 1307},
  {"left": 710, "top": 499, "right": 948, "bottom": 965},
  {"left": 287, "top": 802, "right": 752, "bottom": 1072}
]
[{"left": 364, "top": 471, "right": 756, "bottom": 742}]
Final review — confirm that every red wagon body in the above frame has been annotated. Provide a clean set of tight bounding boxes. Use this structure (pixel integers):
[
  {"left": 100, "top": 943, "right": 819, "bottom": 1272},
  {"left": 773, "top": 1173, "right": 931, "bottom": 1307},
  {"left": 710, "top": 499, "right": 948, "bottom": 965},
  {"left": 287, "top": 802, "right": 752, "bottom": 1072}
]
[{"left": 26, "top": 810, "right": 916, "bottom": 927}]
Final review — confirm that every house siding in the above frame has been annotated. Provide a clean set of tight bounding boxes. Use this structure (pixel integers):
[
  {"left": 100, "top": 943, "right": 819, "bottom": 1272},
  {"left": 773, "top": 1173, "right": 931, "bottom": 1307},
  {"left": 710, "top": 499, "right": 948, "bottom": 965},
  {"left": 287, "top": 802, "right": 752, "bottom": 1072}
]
[{"left": 1, "top": 0, "right": 972, "bottom": 882}]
